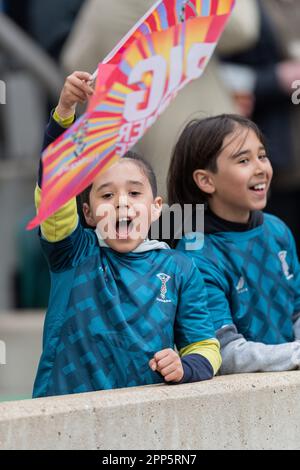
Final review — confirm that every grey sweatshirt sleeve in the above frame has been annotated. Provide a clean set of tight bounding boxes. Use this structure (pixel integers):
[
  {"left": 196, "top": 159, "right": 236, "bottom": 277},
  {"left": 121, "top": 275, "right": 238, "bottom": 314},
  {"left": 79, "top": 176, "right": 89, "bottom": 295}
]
[{"left": 217, "top": 324, "right": 300, "bottom": 374}]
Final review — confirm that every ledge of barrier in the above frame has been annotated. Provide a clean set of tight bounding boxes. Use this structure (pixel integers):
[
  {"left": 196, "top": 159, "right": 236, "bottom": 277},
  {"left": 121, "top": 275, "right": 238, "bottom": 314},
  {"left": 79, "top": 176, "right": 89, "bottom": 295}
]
[{"left": 1, "top": 371, "right": 300, "bottom": 450}]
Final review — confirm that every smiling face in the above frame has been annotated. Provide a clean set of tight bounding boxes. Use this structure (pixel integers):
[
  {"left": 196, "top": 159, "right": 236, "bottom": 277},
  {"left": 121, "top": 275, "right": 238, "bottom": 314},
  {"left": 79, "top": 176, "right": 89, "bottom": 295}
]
[
  {"left": 193, "top": 127, "right": 273, "bottom": 223},
  {"left": 82, "top": 159, "right": 162, "bottom": 253}
]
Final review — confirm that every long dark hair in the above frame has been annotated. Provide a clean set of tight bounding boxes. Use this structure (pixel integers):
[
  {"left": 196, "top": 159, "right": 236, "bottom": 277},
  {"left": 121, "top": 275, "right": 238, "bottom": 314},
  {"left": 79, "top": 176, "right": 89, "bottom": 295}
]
[{"left": 167, "top": 114, "right": 266, "bottom": 208}]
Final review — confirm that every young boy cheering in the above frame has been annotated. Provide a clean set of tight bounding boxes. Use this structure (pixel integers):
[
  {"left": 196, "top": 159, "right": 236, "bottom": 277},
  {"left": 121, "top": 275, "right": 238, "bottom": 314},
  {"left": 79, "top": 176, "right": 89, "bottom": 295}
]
[{"left": 33, "top": 72, "right": 221, "bottom": 397}]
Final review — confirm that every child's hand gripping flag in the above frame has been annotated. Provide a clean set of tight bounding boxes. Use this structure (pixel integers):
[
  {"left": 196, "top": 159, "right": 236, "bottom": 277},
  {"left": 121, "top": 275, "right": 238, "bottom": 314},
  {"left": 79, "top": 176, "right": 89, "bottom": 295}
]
[{"left": 27, "top": 0, "right": 236, "bottom": 230}]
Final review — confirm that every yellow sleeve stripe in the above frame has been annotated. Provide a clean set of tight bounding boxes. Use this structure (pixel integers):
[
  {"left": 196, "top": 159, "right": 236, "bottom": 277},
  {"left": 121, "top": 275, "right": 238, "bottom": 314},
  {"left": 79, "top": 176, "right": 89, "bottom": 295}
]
[
  {"left": 53, "top": 108, "right": 75, "bottom": 128},
  {"left": 35, "top": 186, "right": 78, "bottom": 242},
  {"left": 180, "top": 339, "right": 222, "bottom": 376}
]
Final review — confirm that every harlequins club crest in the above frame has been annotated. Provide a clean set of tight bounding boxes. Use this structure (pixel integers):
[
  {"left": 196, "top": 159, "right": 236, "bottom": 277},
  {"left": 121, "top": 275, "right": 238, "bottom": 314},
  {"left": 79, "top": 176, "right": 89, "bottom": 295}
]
[
  {"left": 156, "top": 273, "right": 172, "bottom": 303},
  {"left": 72, "top": 118, "right": 89, "bottom": 157},
  {"left": 278, "top": 251, "right": 294, "bottom": 280}
]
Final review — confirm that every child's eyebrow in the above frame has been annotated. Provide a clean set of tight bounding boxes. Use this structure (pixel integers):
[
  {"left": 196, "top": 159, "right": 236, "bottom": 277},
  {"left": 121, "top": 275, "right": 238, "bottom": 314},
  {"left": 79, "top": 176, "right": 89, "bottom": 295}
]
[
  {"left": 96, "top": 183, "right": 113, "bottom": 192},
  {"left": 127, "top": 180, "right": 144, "bottom": 187},
  {"left": 96, "top": 180, "right": 144, "bottom": 192},
  {"left": 230, "top": 146, "right": 266, "bottom": 159}
]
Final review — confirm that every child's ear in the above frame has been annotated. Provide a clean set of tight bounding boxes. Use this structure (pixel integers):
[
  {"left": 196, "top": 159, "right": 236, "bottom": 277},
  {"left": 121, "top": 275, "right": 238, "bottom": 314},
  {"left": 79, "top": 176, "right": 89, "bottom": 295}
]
[
  {"left": 82, "top": 202, "right": 97, "bottom": 227},
  {"left": 193, "top": 169, "right": 215, "bottom": 195},
  {"left": 151, "top": 197, "right": 163, "bottom": 223}
]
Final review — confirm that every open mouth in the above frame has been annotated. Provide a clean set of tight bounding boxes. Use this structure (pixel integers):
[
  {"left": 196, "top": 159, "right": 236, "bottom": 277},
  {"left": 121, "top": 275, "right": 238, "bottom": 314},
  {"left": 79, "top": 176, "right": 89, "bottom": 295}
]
[
  {"left": 115, "top": 217, "right": 134, "bottom": 239},
  {"left": 249, "top": 183, "right": 267, "bottom": 194}
]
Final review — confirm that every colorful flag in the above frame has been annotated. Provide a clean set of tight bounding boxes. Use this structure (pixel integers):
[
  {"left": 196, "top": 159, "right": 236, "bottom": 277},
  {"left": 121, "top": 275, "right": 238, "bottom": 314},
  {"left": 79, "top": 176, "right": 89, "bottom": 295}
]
[{"left": 28, "top": 0, "right": 235, "bottom": 229}]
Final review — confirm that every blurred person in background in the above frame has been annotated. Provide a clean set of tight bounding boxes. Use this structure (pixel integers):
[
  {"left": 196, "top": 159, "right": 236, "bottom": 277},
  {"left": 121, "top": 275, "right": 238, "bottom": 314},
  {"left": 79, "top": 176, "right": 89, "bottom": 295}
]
[
  {"left": 220, "top": 0, "right": 300, "bottom": 254},
  {"left": 0, "top": 0, "right": 84, "bottom": 309},
  {"left": 4, "top": 0, "right": 86, "bottom": 60},
  {"left": 1, "top": 1, "right": 28, "bottom": 28},
  {"left": 60, "top": 0, "right": 260, "bottom": 197}
]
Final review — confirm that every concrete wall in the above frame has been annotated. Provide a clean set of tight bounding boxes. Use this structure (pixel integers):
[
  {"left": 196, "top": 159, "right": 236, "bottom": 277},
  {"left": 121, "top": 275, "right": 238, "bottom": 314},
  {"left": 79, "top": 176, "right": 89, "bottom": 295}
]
[
  {"left": 0, "top": 312, "right": 44, "bottom": 401},
  {"left": 1, "top": 371, "right": 300, "bottom": 450},
  {"left": 1, "top": 312, "right": 300, "bottom": 450}
]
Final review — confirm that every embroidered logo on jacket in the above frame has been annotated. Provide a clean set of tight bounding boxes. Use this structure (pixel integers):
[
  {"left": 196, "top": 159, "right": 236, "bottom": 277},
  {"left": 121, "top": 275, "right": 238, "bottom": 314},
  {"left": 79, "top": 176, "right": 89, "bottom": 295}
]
[
  {"left": 156, "top": 273, "right": 172, "bottom": 303},
  {"left": 278, "top": 251, "right": 294, "bottom": 280},
  {"left": 235, "top": 276, "right": 248, "bottom": 294},
  {"left": 72, "top": 118, "right": 89, "bottom": 157}
]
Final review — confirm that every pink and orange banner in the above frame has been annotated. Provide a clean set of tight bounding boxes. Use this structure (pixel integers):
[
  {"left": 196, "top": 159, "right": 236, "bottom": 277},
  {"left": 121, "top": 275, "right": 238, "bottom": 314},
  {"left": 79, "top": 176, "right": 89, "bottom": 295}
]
[{"left": 28, "top": 0, "right": 235, "bottom": 229}]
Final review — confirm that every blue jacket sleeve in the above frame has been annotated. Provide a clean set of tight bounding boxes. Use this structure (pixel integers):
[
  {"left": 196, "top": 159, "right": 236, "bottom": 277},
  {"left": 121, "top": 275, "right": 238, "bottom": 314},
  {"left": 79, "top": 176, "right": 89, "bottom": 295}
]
[
  {"left": 38, "top": 112, "right": 75, "bottom": 186},
  {"left": 176, "top": 238, "right": 234, "bottom": 332},
  {"left": 174, "top": 258, "right": 216, "bottom": 350},
  {"left": 179, "top": 354, "right": 214, "bottom": 384},
  {"left": 195, "top": 257, "right": 233, "bottom": 332},
  {"left": 40, "top": 223, "right": 97, "bottom": 273}
]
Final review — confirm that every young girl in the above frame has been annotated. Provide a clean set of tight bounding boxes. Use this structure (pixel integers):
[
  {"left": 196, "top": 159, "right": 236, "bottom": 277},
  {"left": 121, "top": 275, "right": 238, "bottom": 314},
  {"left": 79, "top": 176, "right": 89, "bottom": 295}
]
[
  {"left": 168, "top": 114, "right": 300, "bottom": 374},
  {"left": 32, "top": 72, "right": 221, "bottom": 398}
]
